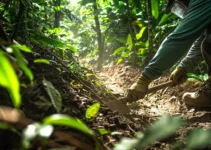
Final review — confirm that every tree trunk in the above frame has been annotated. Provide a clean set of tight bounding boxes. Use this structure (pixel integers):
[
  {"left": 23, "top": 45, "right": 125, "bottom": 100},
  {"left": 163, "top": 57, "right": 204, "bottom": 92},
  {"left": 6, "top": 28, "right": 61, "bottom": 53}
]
[
  {"left": 12, "top": 1, "right": 25, "bottom": 40},
  {"left": 147, "top": 0, "right": 153, "bottom": 59},
  {"left": 54, "top": 0, "right": 61, "bottom": 28},
  {"left": 126, "top": 0, "right": 137, "bottom": 67},
  {"left": 93, "top": 0, "right": 104, "bottom": 70}
]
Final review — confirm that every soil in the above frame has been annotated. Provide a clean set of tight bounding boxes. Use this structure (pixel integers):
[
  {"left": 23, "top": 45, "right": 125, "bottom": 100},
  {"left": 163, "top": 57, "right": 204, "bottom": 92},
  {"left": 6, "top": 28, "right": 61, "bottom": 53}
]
[
  {"left": 1, "top": 46, "right": 211, "bottom": 150},
  {"left": 100, "top": 64, "right": 211, "bottom": 149}
]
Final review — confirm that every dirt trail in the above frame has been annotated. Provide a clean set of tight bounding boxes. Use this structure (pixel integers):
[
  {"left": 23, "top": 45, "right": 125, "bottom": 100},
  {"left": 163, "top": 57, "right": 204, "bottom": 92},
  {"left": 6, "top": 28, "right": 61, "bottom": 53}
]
[{"left": 99, "top": 64, "right": 211, "bottom": 149}]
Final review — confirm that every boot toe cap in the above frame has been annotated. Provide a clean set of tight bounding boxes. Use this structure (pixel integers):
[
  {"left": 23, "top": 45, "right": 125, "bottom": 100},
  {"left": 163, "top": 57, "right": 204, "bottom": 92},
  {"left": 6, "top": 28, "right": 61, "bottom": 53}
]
[
  {"left": 182, "top": 92, "right": 197, "bottom": 106},
  {"left": 182, "top": 92, "right": 211, "bottom": 107}
]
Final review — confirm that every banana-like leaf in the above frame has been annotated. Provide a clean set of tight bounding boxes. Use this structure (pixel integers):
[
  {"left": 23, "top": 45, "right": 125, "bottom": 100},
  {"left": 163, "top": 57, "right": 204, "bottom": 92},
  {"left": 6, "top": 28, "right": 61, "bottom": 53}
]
[
  {"left": 42, "top": 78, "right": 62, "bottom": 112},
  {"left": 29, "top": 31, "right": 77, "bottom": 52},
  {"left": 151, "top": 0, "right": 159, "bottom": 19}
]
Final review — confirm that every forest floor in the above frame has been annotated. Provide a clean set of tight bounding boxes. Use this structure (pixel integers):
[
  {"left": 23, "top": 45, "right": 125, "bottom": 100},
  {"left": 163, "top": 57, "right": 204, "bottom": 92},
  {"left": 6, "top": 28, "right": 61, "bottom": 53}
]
[
  {"left": 1, "top": 47, "right": 211, "bottom": 150},
  {"left": 99, "top": 64, "right": 211, "bottom": 149}
]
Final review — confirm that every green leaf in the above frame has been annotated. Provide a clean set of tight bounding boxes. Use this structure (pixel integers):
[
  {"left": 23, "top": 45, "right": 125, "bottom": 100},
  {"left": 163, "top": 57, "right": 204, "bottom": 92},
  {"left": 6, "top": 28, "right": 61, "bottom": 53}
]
[
  {"left": 11, "top": 44, "right": 32, "bottom": 53},
  {"left": 113, "top": 47, "right": 125, "bottom": 55},
  {"left": 203, "top": 73, "right": 208, "bottom": 81},
  {"left": 131, "top": 8, "right": 137, "bottom": 16},
  {"left": 158, "top": 14, "right": 171, "bottom": 25},
  {"left": 43, "top": 114, "right": 94, "bottom": 135},
  {"left": 127, "top": 34, "right": 133, "bottom": 48},
  {"left": 114, "top": 115, "right": 184, "bottom": 150},
  {"left": 117, "top": 58, "right": 123, "bottom": 64},
  {"left": 34, "top": 59, "right": 50, "bottom": 64},
  {"left": 0, "top": 51, "right": 21, "bottom": 108},
  {"left": 187, "top": 129, "right": 211, "bottom": 149},
  {"left": 12, "top": 48, "right": 34, "bottom": 81},
  {"left": 85, "top": 103, "right": 100, "bottom": 119},
  {"left": 151, "top": 0, "right": 159, "bottom": 19},
  {"left": 68, "top": 45, "right": 78, "bottom": 53},
  {"left": 29, "top": 31, "right": 68, "bottom": 49},
  {"left": 42, "top": 78, "right": 62, "bottom": 112},
  {"left": 22, "top": 123, "right": 54, "bottom": 149},
  {"left": 142, "top": 115, "right": 184, "bottom": 146},
  {"left": 98, "top": 129, "right": 110, "bottom": 135},
  {"left": 136, "top": 27, "right": 146, "bottom": 40},
  {"left": 121, "top": 51, "right": 130, "bottom": 58},
  {"left": 118, "top": 1, "right": 125, "bottom": 7}
]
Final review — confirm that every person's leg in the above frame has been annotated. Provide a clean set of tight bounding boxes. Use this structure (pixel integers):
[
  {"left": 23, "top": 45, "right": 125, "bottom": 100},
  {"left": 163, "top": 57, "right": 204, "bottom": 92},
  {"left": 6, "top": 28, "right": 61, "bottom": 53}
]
[
  {"left": 183, "top": 27, "right": 211, "bottom": 107},
  {"left": 201, "top": 27, "right": 211, "bottom": 75}
]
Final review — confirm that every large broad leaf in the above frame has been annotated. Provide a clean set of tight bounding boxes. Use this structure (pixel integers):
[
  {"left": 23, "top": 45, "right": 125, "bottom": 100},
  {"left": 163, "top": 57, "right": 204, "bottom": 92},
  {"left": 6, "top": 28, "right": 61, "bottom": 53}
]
[
  {"left": 114, "top": 115, "right": 184, "bottom": 150},
  {"left": 30, "top": 31, "right": 77, "bottom": 52},
  {"left": 141, "top": 115, "right": 184, "bottom": 146},
  {"left": 42, "top": 79, "right": 62, "bottom": 112},
  {"left": 43, "top": 114, "right": 94, "bottom": 136},
  {"left": 0, "top": 51, "right": 21, "bottom": 108},
  {"left": 151, "top": 0, "right": 159, "bottom": 19},
  {"left": 187, "top": 129, "right": 211, "bottom": 149},
  {"left": 85, "top": 103, "right": 100, "bottom": 119}
]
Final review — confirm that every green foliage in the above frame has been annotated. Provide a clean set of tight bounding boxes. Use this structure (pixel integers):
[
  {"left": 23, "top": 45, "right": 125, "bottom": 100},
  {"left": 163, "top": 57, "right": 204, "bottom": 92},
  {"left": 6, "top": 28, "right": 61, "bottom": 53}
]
[
  {"left": 22, "top": 123, "right": 54, "bottom": 149},
  {"left": 114, "top": 115, "right": 185, "bottom": 150},
  {"left": 136, "top": 27, "right": 147, "bottom": 40},
  {"left": 11, "top": 45, "right": 34, "bottom": 81},
  {"left": 151, "top": 0, "right": 159, "bottom": 19},
  {"left": 34, "top": 58, "right": 50, "bottom": 64},
  {"left": 85, "top": 102, "right": 100, "bottom": 119},
  {"left": 98, "top": 129, "right": 110, "bottom": 135},
  {"left": 187, "top": 128, "right": 211, "bottom": 149},
  {"left": 42, "top": 78, "right": 62, "bottom": 113},
  {"left": 43, "top": 114, "right": 94, "bottom": 136},
  {"left": 187, "top": 73, "right": 208, "bottom": 82},
  {"left": 29, "top": 31, "right": 77, "bottom": 53},
  {"left": 115, "top": 114, "right": 211, "bottom": 150},
  {"left": 0, "top": 51, "right": 21, "bottom": 108}
]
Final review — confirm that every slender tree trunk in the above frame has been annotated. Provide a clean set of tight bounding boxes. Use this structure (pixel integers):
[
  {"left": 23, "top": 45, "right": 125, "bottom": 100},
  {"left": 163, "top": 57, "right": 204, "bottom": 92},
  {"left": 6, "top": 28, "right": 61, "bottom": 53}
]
[
  {"left": 12, "top": 1, "right": 25, "bottom": 40},
  {"left": 147, "top": 0, "right": 153, "bottom": 59},
  {"left": 54, "top": 0, "right": 61, "bottom": 28},
  {"left": 93, "top": 0, "right": 104, "bottom": 70},
  {"left": 126, "top": 0, "right": 137, "bottom": 67}
]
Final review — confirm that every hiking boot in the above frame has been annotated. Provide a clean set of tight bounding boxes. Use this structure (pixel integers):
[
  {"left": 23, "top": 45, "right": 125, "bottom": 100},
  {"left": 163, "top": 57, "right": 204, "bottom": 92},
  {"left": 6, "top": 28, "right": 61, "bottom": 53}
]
[{"left": 182, "top": 80, "right": 211, "bottom": 107}]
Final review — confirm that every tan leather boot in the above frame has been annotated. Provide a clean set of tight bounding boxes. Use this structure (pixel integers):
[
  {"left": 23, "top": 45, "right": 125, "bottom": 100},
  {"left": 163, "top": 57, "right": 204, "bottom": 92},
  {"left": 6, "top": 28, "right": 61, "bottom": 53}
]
[
  {"left": 183, "top": 80, "right": 211, "bottom": 107},
  {"left": 126, "top": 74, "right": 152, "bottom": 103}
]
